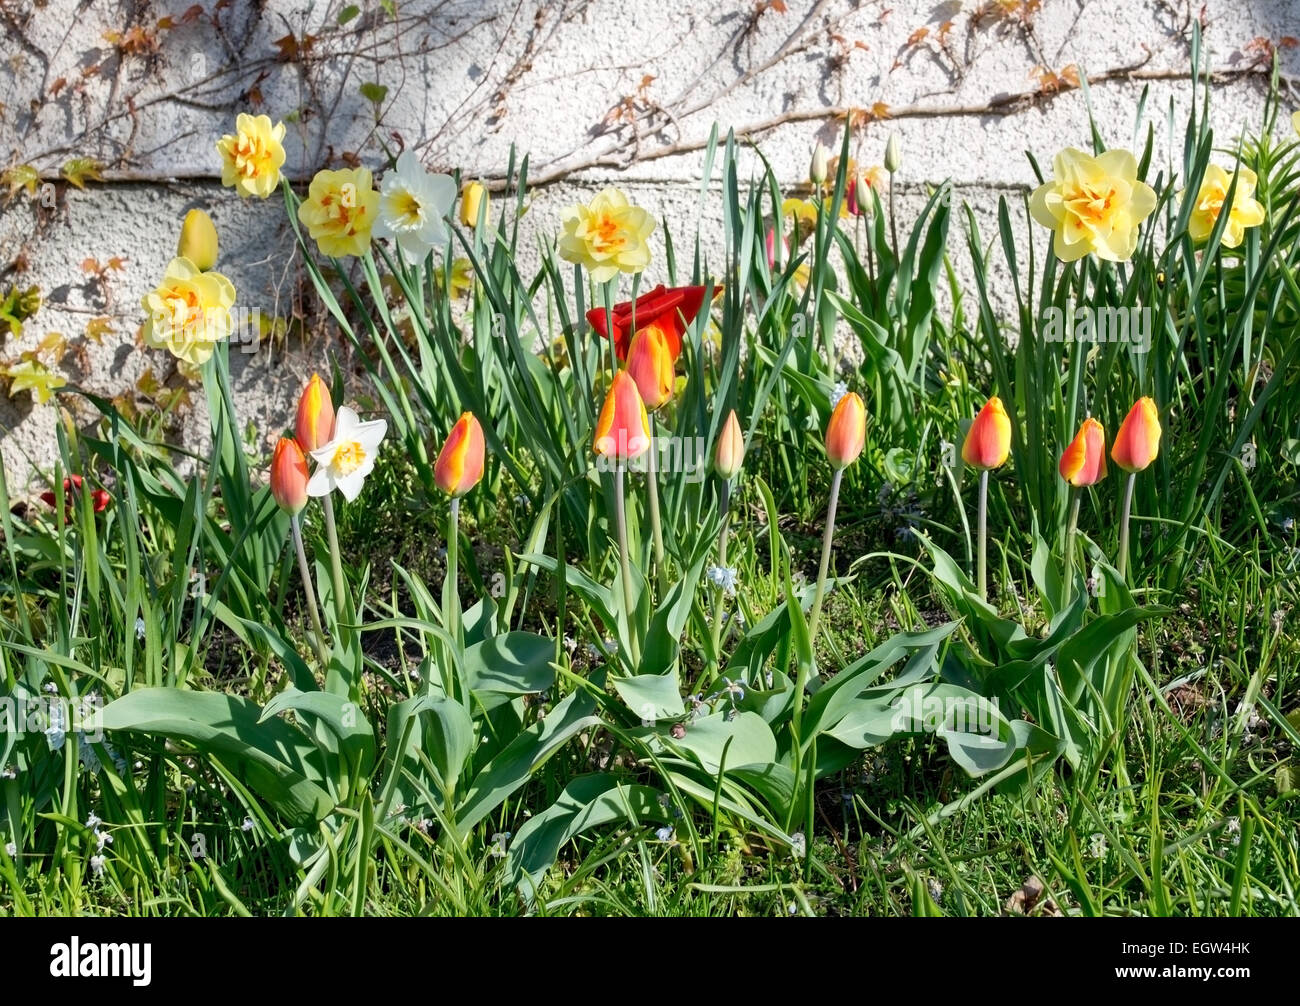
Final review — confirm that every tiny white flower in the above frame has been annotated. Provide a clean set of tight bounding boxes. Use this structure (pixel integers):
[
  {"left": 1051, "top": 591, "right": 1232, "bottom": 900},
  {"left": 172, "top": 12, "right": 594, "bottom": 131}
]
[
  {"left": 45, "top": 705, "right": 66, "bottom": 751},
  {"left": 3, "top": 841, "right": 15, "bottom": 858},
  {"left": 241, "top": 817, "right": 254, "bottom": 832},
  {"left": 0, "top": 766, "right": 15, "bottom": 779},
  {"left": 828, "top": 381, "right": 848, "bottom": 409},
  {"left": 43, "top": 682, "right": 57, "bottom": 694},
  {"left": 706, "top": 565, "right": 739, "bottom": 596},
  {"left": 135, "top": 617, "right": 146, "bottom": 641},
  {"left": 790, "top": 831, "right": 806, "bottom": 859},
  {"left": 1088, "top": 832, "right": 1107, "bottom": 859},
  {"left": 90, "top": 854, "right": 105, "bottom": 877},
  {"left": 307, "top": 406, "right": 388, "bottom": 503},
  {"left": 655, "top": 826, "right": 674, "bottom": 843},
  {"left": 94, "top": 828, "right": 113, "bottom": 852},
  {"left": 373, "top": 151, "right": 456, "bottom": 261},
  {"left": 85, "top": 812, "right": 102, "bottom": 830}
]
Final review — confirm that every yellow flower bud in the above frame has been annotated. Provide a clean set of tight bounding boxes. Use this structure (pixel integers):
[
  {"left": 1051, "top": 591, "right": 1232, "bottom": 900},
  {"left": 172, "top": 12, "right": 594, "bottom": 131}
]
[
  {"left": 177, "top": 208, "right": 219, "bottom": 271},
  {"left": 460, "top": 180, "right": 488, "bottom": 228}
]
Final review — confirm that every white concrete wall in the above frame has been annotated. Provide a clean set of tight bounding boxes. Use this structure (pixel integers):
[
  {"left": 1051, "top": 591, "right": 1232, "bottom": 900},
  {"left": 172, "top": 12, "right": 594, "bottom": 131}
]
[{"left": 2, "top": 0, "right": 1297, "bottom": 491}]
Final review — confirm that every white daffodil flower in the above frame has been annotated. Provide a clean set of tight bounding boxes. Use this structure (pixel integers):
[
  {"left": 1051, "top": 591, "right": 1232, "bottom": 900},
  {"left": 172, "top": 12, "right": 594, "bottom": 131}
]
[
  {"left": 307, "top": 406, "right": 388, "bottom": 502},
  {"left": 373, "top": 151, "right": 456, "bottom": 261}
]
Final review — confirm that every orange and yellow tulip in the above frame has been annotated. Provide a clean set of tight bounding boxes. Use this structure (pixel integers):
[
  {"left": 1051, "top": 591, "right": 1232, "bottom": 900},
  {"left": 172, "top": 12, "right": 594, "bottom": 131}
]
[
  {"left": 296, "top": 374, "right": 335, "bottom": 452},
  {"left": 593, "top": 370, "right": 651, "bottom": 461},
  {"left": 1059, "top": 417, "right": 1108, "bottom": 487},
  {"left": 271, "top": 437, "right": 309, "bottom": 513},
  {"left": 825, "top": 392, "right": 866, "bottom": 469},
  {"left": 434, "top": 412, "right": 486, "bottom": 497},
  {"left": 1111, "top": 397, "right": 1161, "bottom": 473},
  {"left": 625, "top": 325, "right": 675, "bottom": 411},
  {"left": 962, "top": 396, "right": 1011, "bottom": 470},
  {"left": 714, "top": 409, "right": 745, "bottom": 479}
]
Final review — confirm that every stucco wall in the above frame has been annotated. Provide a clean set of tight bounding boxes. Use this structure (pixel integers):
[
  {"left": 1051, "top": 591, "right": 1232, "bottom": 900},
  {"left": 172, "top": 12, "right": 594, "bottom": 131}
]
[{"left": 2, "top": 0, "right": 1297, "bottom": 492}]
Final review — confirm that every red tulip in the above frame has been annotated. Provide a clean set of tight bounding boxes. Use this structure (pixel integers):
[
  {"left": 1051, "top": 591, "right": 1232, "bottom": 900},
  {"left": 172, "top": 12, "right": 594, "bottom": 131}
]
[
  {"left": 434, "top": 412, "right": 486, "bottom": 497},
  {"left": 586, "top": 284, "right": 721, "bottom": 362},
  {"left": 765, "top": 227, "right": 788, "bottom": 269},
  {"left": 41, "top": 475, "right": 110, "bottom": 516},
  {"left": 593, "top": 370, "right": 651, "bottom": 460}
]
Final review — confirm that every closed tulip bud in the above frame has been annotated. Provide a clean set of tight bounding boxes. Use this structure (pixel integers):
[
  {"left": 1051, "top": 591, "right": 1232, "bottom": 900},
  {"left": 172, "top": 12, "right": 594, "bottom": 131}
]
[
  {"left": 177, "top": 208, "right": 219, "bottom": 271},
  {"left": 884, "top": 133, "right": 902, "bottom": 173},
  {"left": 810, "top": 143, "right": 829, "bottom": 186},
  {"left": 846, "top": 169, "right": 870, "bottom": 218},
  {"left": 460, "top": 180, "right": 488, "bottom": 228},
  {"left": 825, "top": 391, "right": 866, "bottom": 469},
  {"left": 962, "top": 396, "right": 1012, "bottom": 470},
  {"left": 714, "top": 409, "right": 745, "bottom": 479},
  {"left": 593, "top": 370, "right": 651, "bottom": 461},
  {"left": 1059, "top": 417, "right": 1108, "bottom": 486},
  {"left": 765, "top": 226, "right": 788, "bottom": 269},
  {"left": 271, "top": 437, "right": 309, "bottom": 513},
  {"left": 295, "top": 374, "right": 335, "bottom": 452},
  {"left": 625, "top": 325, "right": 675, "bottom": 411},
  {"left": 1111, "top": 397, "right": 1161, "bottom": 473},
  {"left": 434, "top": 412, "right": 486, "bottom": 497}
]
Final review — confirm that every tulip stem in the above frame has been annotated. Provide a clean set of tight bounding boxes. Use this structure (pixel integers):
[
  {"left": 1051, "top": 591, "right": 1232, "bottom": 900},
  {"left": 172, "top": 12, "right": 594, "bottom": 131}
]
[
  {"left": 1118, "top": 472, "right": 1136, "bottom": 581},
  {"left": 808, "top": 467, "right": 843, "bottom": 641},
  {"left": 1064, "top": 489, "right": 1081, "bottom": 608},
  {"left": 887, "top": 171, "right": 900, "bottom": 265},
  {"left": 707, "top": 479, "right": 732, "bottom": 681},
  {"left": 291, "top": 514, "right": 330, "bottom": 667},
  {"left": 976, "top": 469, "right": 989, "bottom": 602},
  {"left": 615, "top": 466, "right": 640, "bottom": 667},
  {"left": 322, "top": 495, "right": 348, "bottom": 625},
  {"left": 445, "top": 497, "right": 462, "bottom": 649},
  {"left": 645, "top": 432, "right": 668, "bottom": 595}
]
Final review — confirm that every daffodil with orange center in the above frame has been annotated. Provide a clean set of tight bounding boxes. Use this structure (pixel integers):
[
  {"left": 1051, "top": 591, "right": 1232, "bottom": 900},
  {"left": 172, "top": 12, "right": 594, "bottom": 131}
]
[
  {"left": 297, "top": 167, "right": 381, "bottom": 259},
  {"left": 1181, "top": 164, "right": 1265, "bottom": 249},
  {"left": 1029, "top": 147, "right": 1157, "bottom": 262},
  {"left": 558, "top": 188, "right": 655, "bottom": 283},
  {"left": 216, "top": 114, "right": 287, "bottom": 199}
]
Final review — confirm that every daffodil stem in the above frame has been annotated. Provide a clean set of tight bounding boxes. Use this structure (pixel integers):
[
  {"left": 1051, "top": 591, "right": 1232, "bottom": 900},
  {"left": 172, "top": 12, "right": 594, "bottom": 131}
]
[
  {"left": 645, "top": 433, "right": 667, "bottom": 595},
  {"left": 1064, "top": 490, "right": 1081, "bottom": 608},
  {"left": 322, "top": 495, "right": 347, "bottom": 625},
  {"left": 291, "top": 514, "right": 330, "bottom": 667},
  {"left": 1118, "top": 472, "right": 1136, "bottom": 582},
  {"left": 445, "top": 497, "right": 462, "bottom": 649},
  {"left": 615, "top": 466, "right": 640, "bottom": 667},
  {"left": 707, "top": 479, "right": 732, "bottom": 681},
  {"left": 808, "top": 467, "right": 843, "bottom": 641},
  {"left": 977, "top": 469, "right": 989, "bottom": 602}
]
